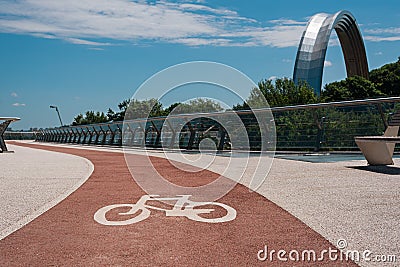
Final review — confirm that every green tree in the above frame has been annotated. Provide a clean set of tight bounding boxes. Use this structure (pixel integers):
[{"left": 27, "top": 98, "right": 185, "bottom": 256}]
[
  {"left": 369, "top": 57, "right": 400, "bottom": 96},
  {"left": 108, "top": 98, "right": 165, "bottom": 120},
  {"left": 107, "top": 99, "right": 131, "bottom": 121},
  {"left": 72, "top": 111, "right": 109, "bottom": 125},
  {"left": 234, "top": 78, "right": 318, "bottom": 110},
  {"left": 108, "top": 98, "right": 224, "bottom": 121},
  {"left": 168, "top": 98, "right": 224, "bottom": 115},
  {"left": 162, "top": 102, "right": 180, "bottom": 116},
  {"left": 321, "top": 76, "right": 384, "bottom": 102},
  {"left": 124, "top": 98, "right": 164, "bottom": 119}
]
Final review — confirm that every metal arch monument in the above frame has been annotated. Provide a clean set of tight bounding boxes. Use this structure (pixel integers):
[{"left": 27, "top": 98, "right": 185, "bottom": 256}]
[{"left": 293, "top": 10, "right": 369, "bottom": 95}]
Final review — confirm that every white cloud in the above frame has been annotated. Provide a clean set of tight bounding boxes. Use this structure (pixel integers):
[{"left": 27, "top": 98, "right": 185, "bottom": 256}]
[
  {"left": 269, "top": 19, "right": 307, "bottom": 26},
  {"left": 88, "top": 47, "right": 105, "bottom": 51},
  {"left": 375, "top": 51, "right": 383, "bottom": 56},
  {"left": 11, "top": 92, "right": 18, "bottom": 97},
  {"left": 1, "top": 1, "right": 398, "bottom": 48},
  {"left": 364, "top": 36, "right": 400, "bottom": 42},
  {"left": 194, "top": 0, "right": 207, "bottom": 3},
  {"left": 282, "top": 59, "right": 292, "bottom": 63},
  {"left": 64, "top": 38, "right": 111, "bottom": 46},
  {"left": 268, "top": 76, "right": 277, "bottom": 81},
  {"left": 0, "top": 0, "right": 307, "bottom": 48},
  {"left": 324, "top": 60, "right": 333, "bottom": 67},
  {"left": 219, "top": 25, "right": 305, "bottom": 48},
  {"left": 0, "top": 1, "right": 216, "bottom": 41},
  {"left": 328, "top": 35, "right": 340, "bottom": 46},
  {"left": 177, "top": 3, "right": 237, "bottom": 16},
  {"left": 12, "top": 103, "right": 26, "bottom": 107},
  {"left": 174, "top": 37, "right": 231, "bottom": 46},
  {"left": 364, "top": 27, "right": 400, "bottom": 34},
  {"left": 363, "top": 27, "right": 400, "bottom": 43}
]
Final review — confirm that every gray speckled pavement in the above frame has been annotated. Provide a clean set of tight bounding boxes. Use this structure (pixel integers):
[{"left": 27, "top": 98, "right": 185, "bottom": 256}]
[
  {"left": 0, "top": 144, "right": 94, "bottom": 240},
  {"left": 148, "top": 150, "right": 400, "bottom": 267},
  {"left": 6, "top": 141, "right": 400, "bottom": 266},
  {"left": 188, "top": 155, "right": 400, "bottom": 267},
  {"left": 252, "top": 157, "right": 400, "bottom": 267}
]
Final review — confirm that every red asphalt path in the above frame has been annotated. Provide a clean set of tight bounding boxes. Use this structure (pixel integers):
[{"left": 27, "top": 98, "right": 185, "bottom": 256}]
[{"left": 0, "top": 143, "right": 357, "bottom": 266}]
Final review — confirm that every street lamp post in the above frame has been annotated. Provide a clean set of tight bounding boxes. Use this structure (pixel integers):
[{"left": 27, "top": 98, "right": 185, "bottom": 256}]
[{"left": 50, "top": 105, "right": 64, "bottom": 127}]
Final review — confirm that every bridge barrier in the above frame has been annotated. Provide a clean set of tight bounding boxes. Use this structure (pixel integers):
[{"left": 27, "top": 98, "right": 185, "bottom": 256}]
[{"left": 36, "top": 97, "right": 400, "bottom": 152}]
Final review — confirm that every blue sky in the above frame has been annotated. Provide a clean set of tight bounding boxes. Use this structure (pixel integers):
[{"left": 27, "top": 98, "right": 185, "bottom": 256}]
[{"left": 0, "top": 0, "right": 399, "bottom": 129}]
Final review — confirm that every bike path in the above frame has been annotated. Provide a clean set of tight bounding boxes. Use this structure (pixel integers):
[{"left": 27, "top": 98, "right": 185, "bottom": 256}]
[
  {"left": 0, "top": 143, "right": 357, "bottom": 266},
  {"left": 0, "top": 144, "right": 93, "bottom": 240}
]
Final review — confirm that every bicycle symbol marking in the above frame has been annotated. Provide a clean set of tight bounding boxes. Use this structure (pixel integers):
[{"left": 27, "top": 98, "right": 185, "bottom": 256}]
[{"left": 94, "top": 195, "right": 237, "bottom": 225}]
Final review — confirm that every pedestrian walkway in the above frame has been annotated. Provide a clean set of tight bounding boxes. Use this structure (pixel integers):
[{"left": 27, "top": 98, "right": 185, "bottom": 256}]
[
  {"left": 0, "top": 142, "right": 359, "bottom": 266},
  {"left": 1, "top": 141, "right": 399, "bottom": 266},
  {"left": 0, "top": 144, "right": 93, "bottom": 240}
]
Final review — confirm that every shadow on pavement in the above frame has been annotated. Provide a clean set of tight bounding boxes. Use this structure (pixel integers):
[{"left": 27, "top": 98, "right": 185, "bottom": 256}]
[{"left": 347, "top": 165, "right": 400, "bottom": 175}]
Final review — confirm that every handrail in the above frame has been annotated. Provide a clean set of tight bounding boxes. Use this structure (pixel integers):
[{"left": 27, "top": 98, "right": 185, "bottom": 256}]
[
  {"left": 268, "top": 97, "right": 400, "bottom": 112},
  {"left": 46, "top": 97, "right": 400, "bottom": 129},
  {"left": 37, "top": 96, "right": 400, "bottom": 151},
  {"left": 0, "top": 117, "right": 20, "bottom": 122}
]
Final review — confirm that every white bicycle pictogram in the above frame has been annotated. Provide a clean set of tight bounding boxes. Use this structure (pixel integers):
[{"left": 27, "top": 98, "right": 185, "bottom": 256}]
[{"left": 94, "top": 195, "right": 237, "bottom": 225}]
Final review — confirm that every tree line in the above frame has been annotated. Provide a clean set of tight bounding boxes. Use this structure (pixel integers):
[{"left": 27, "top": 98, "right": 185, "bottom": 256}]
[
  {"left": 72, "top": 56, "right": 400, "bottom": 125},
  {"left": 72, "top": 98, "right": 223, "bottom": 125},
  {"left": 323, "top": 57, "right": 400, "bottom": 101}
]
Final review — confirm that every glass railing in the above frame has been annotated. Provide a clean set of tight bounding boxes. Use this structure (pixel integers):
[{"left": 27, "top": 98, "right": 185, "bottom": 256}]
[
  {"left": 4, "top": 131, "right": 37, "bottom": 140},
  {"left": 36, "top": 97, "right": 400, "bottom": 151}
]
